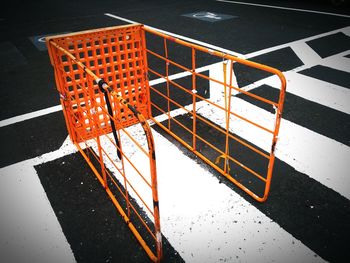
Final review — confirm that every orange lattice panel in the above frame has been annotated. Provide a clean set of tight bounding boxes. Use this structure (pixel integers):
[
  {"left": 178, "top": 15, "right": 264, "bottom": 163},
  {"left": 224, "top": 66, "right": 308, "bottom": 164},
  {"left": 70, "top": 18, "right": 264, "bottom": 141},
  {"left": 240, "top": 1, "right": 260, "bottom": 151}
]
[{"left": 47, "top": 24, "right": 150, "bottom": 143}]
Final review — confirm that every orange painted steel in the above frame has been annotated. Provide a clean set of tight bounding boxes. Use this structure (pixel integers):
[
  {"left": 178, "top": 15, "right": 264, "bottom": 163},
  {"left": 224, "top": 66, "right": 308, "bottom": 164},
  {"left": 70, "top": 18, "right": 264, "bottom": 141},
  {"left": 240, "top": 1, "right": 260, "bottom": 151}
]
[
  {"left": 144, "top": 27, "right": 286, "bottom": 202},
  {"left": 47, "top": 23, "right": 286, "bottom": 261},
  {"left": 47, "top": 24, "right": 162, "bottom": 262}
]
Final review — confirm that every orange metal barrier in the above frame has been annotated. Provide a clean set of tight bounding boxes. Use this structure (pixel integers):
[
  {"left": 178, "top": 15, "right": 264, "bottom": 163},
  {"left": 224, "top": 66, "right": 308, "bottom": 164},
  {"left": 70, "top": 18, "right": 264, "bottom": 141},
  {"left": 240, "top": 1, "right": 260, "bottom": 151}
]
[
  {"left": 47, "top": 24, "right": 162, "bottom": 262},
  {"left": 47, "top": 23, "right": 286, "bottom": 262},
  {"left": 144, "top": 27, "right": 286, "bottom": 202}
]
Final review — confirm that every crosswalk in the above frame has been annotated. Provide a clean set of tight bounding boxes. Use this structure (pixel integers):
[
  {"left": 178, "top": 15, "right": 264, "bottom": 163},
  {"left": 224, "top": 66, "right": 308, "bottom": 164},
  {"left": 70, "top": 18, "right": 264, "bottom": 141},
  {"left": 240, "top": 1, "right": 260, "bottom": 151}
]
[
  {"left": 0, "top": 139, "right": 77, "bottom": 263},
  {"left": 138, "top": 128, "right": 324, "bottom": 263},
  {"left": 194, "top": 26, "right": 350, "bottom": 262},
  {"left": 101, "top": 24, "right": 350, "bottom": 262},
  {"left": 155, "top": 36, "right": 350, "bottom": 260},
  {"left": 0, "top": 23, "right": 349, "bottom": 263}
]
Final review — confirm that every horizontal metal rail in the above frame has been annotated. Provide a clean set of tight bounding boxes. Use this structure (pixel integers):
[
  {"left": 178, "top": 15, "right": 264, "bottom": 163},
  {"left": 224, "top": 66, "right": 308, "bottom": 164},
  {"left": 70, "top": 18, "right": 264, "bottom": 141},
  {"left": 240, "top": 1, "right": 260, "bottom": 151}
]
[{"left": 144, "top": 26, "right": 286, "bottom": 202}]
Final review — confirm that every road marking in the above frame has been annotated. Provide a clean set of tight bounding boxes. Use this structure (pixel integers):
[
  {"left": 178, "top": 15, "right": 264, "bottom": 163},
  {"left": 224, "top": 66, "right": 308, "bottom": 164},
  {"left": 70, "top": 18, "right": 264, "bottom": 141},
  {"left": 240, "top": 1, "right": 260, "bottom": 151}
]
[
  {"left": 152, "top": 129, "right": 324, "bottom": 262},
  {"left": 0, "top": 136, "right": 77, "bottom": 263},
  {"left": 2, "top": 20, "right": 348, "bottom": 259},
  {"left": 0, "top": 105, "right": 62, "bottom": 128},
  {"left": 216, "top": 0, "right": 350, "bottom": 18},
  {"left": 265, "top": 72, "right": 350, "bottom": 115},
  {"left": 201, "top": 70, "right": 350, "bottom": 200},
  {"left": 1, "top": 22, "right": 348, "bottom": 128},
  {"left": 289, "top": 41, "right": 322, "bottom": 66},
  {"left": 87, "top": 124, "right": 324, "bottom": 263},
  {"left": 0, "top": 164, "right": 76, "bottom": 263},
  {"left": 0, "top": 65, "right": 211, "bottom": 128},
  {"left": 104, "top": 13, "right": 244, "bottom": 58},
  {"left": 321, "top": 50, "right": 350, "bottom": 73},
  {"left": 252, "top": 48, "right": 350, "bottom": 114},
  {"left": 2, "top": 10, "right": 348, "bottom": 263},
  {"left": 0, "top": 123, "right": 325, "bottom": 262},
  {"left": 245, "top": 26, "right": 350, "bottom": 59}
]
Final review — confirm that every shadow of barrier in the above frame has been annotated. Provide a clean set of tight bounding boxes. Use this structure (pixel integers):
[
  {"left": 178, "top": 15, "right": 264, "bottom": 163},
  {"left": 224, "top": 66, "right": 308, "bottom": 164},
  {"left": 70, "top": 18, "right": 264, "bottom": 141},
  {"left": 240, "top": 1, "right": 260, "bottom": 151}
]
[{"left": 47, "top": 24, "right": 286, "bottom": 262}]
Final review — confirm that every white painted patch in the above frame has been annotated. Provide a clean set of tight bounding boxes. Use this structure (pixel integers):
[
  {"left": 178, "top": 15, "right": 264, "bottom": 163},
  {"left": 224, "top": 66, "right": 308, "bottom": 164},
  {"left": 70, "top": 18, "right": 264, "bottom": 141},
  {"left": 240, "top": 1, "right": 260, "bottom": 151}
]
[
  {"left": 201, "top": 75, "right": 350, "bottom": 200},
  {"left": 321, "top": 51, "right": 350, "bottom": 73},
  {"left": 85, "top": 126, "right": 155, "bottom": 214},
  {"left": 100, "top": 123, "right": 323, "bottom": 262},
  {"left": 154, "top": 128, "right": 324, "bottom": 263},
  {"left": 263, "top": 72, "right": 350, "bottom": 114},
  {"left": 0, "top": 105, "right": 62, "bottom": 128},
  {"left": 290, "top": 41, "right": 321, "bottom": 66},
  {"left": 245, "top": 26, "right": 350, "bottom": 59},
  {"left": 0, "top": 163, "right": 76, "bottom": 263},
  {"left": 216, "top": 0, "right": 350, "bottom": 18},
  {"left": 0, "top": 66, "right": 212, "bottom": 128},
  {"left": 0, "top": 136, "right": 79, "bottom": 263},
  {"left": 89, "top": 122, "right": 324, "bottom": 262}
]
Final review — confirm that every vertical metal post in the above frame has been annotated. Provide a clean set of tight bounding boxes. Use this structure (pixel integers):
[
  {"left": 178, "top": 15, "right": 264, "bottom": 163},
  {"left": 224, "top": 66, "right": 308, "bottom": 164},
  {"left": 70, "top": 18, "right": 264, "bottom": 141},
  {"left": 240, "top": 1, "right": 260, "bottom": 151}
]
[
  {"left": 164, "top": 38, "right": 171, "bottom": 130},
  {"left": 192, "top": 48, "right": 197, "bottom": 151},
  {"left": 223, "top": 60, "right": 233, "bottom": 174}
]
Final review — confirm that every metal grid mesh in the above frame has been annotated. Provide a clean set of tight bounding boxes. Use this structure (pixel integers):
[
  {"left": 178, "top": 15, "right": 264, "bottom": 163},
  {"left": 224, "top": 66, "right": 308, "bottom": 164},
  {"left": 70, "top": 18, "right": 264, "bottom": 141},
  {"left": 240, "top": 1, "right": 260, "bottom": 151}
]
[{"left": 50, "top": 24, "right": 150, "bottom": 142}]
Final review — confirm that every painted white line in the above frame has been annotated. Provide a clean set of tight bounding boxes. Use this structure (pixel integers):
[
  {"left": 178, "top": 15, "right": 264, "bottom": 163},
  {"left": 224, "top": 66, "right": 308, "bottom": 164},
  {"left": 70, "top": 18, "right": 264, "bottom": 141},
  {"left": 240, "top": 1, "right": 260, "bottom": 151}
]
[
  {"left": 289, "top": 41, "right": 322, "bottom": 66},
  {"left": 289, "top": 42, "right": 350, "bottom": 73},
  {"left": 0, "top": 164, "right": 76, "bottom": 263},
  {"left": 3, "top": 24, "right": 348, "bottom": 127},
  {"left": 321, "top": 51, "right": 350, "bottom": 73},
  {"left": 265, "top": 72, "right": 350, "bottom": 115},
  {"left": 0, "top": 137, "right": 77, "bottom": 263},
  {"left": 105, "top": 12, "right": 350, "bottom": 61},
  {"left": 281, "top": 49, "right": 350, "bottom": 75},
  {"left": 153, "top": 128, "right": 324, "bottom": 262},
  {"left": 149, "top": 62, "right": 214, "bottom": 86},
  {"left": 240, "top": 45, "right": 350, "bottom": 114},
  {"left": 0, "top": 65, "right": 212, "bottom": 128},
  {"left": 0, "top": 136, "right": 83, "bottom": 262},
  {"left": 0, "top": 105, "right": 62, "bottom": 128},
  {"left": 91, "top": 123, "right": 324, "bottom": 262},
  {"left": 216, "top": 0, "right": 350, "bottom": 18},
  {"left": 104, "top": 13, "right": 245, "bottom": 58},
  {"left": 0, "top": 119, "right": 324, "bottom": 262},
  {"left": 1, "top": 136, "right": 80, "bottom": 169},
  {"left": 202, "top": 72, "right": 350, "bottom": 200},
  {"left": 344, "top": 28, "right": 350, "bottom": 37},
  {"left": 245, "top": 26, "right": 350, "bottom": 59}
]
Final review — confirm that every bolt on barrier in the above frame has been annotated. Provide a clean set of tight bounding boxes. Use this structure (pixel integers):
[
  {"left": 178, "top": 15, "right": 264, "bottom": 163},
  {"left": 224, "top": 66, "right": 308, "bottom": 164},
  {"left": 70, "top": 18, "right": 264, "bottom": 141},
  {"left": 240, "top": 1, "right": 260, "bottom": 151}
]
[{"left": 47, "top": 23, "right": 286, "bottom": 262}]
